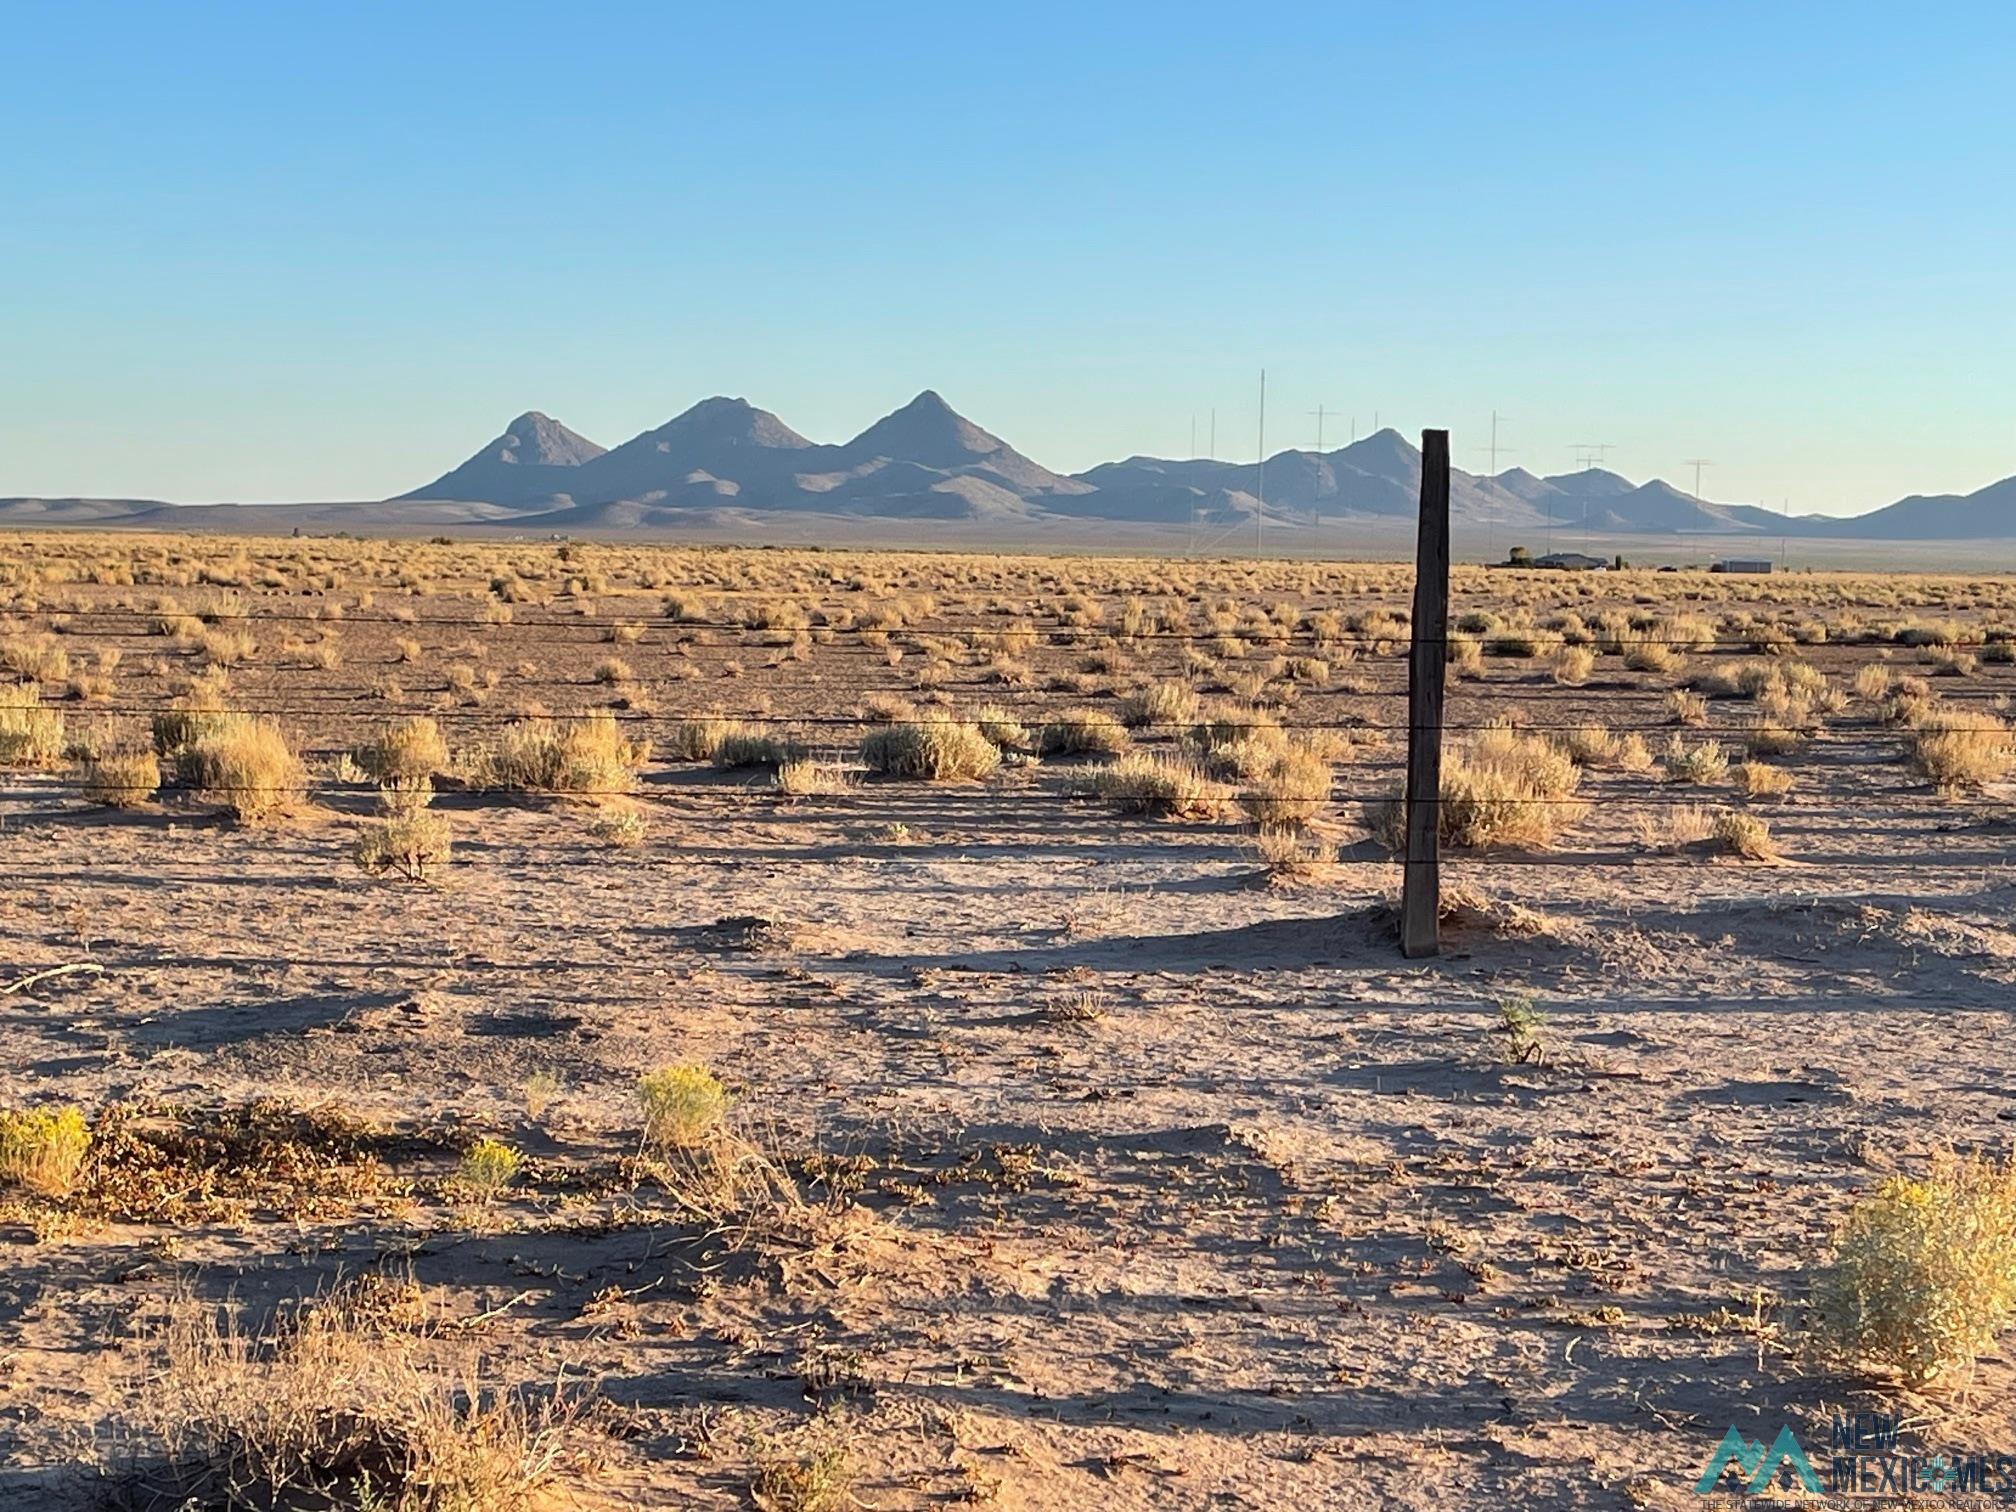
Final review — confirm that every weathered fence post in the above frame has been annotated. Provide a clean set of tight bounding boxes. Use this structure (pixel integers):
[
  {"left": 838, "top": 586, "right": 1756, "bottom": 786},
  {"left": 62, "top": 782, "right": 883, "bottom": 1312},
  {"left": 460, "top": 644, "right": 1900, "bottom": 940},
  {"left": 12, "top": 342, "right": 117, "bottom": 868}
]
[{"left": 1400, "top": 429, "right": 1451, "bottom": 959}]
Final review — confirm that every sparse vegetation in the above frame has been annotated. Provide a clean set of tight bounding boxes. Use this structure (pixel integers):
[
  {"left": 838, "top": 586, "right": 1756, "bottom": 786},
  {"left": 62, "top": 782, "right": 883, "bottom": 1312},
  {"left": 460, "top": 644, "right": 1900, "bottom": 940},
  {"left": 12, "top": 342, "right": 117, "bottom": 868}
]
[{"left": 1813, "top": 1154, "right": 2016, "bottom": 1387}]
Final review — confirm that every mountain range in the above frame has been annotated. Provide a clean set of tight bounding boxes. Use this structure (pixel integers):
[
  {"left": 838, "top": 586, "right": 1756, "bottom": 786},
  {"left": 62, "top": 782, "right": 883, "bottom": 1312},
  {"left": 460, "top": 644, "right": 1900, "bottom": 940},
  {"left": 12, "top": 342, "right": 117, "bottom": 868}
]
[{"left": 5, "top": 390, "right": 2014, "bottom": 543}]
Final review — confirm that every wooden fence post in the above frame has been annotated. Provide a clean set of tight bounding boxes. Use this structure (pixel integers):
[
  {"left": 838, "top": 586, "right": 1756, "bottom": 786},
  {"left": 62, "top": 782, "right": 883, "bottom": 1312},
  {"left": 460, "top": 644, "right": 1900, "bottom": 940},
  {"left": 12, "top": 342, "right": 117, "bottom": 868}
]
[{"left": 1400, "top": 429, "right": 1451, "bottom": 959}]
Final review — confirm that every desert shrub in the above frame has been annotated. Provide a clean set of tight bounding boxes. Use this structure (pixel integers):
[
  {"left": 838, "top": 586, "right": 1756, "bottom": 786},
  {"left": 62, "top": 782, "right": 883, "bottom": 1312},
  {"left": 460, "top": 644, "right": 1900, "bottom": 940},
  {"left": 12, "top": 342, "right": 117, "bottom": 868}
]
[
  {"left": 1882, "top": 675, "right": 1937, "bottom": 727},
  {"left": 1117, "top": 680, "right": 1200, "bottom": 729},
  {"left": 455, "top": 1137, "right": 520, "bottom": 1203},
  {"left": 1445, "top": 631, "right": 1484, "bottom": 678},
  {"left": 1238, "top": 744, "right": 1332, "bottom": 830},
  {"left": 971, "top": 703, "right": 1029, "bottom": 751},
  {"left": 1737, "top": 761, "right": 1795, "bottom": 798},
  {"left": 1550, "top": 725, "right": 1651, "bottom": 774},
  {"left": 713, "top": 728, "right": 805, "bottom": 770},
  {"left": 1622, "top": 639, "right": 1682, "bottom": 674},
  {"left": 1252, "top": 825, "right": 1337, "bottom": 880},
  {"left": 353, "top": 810, "right": 452, "bottom": 880},
  {"left": 352, "top": 716, "right": 449, "bottom": 784},
  {"left": 78, "top": 748, "right": 161, "bottom": 806},
  {"left": 113, "top": 1294, "right": 588, "bottom": 1510},
  {"left": 1664, "top": 690, "right": 1709, "bottom": 726},
  {"left": 0, "top": 685, "right": 65, "bottom": 767},
  {"left": 1813, "top": 1154, "right": 2016, "bottom": 1386},
  {"left": 1484, "top": 627, "right": 1547, "bottom": 658},
  {"left": 151, "top": 678, "right": 236, "bottom": 756},
  {"left": 0, "top": 1105, "right": 90, "bottom": 1195},
  {"left": 479, "top": 712, "right": 648, "bottom": 794},
  {"left": 663, "top": 716, "right": 738, "bottom": 761},
  {"left": 1854, "top": 663, "right": 1896, "bottom": 701},
  {"left": 1636, "top": 802, "right": 1716, "bottom": 852},
  {"left": 1911, "top": 709, "right": 2013, "bottom": 792},
  {"left": 1089, "top": 753, "right": 1226, "bottom": 818},
  {"left": 773, "top": 758, "right": 849, "bottom": 797},
  {"left": 638, "top": 1064, "right": 730, "bottom": 1150},
  {"left": 0, "top": 633, "right": 69, "bottom": 683},
  {"left": 1662, "top": 736, "right": 1730, "bottom": 786},
  {"left": 1712, "top": 808, "right": 1779, "bottom": 860},
  {"left": 585, "top": 805, "right": 648, "bottom": 848},
  {"left": 1552, "top": 645, "right": 1595, "bottom": 686},
  {"left": 178, "top": 716, "right": 307, "bottom": 823},
  {"left": 1379, "top": 722, "right": 1585, "bottom": 850},
  {"left": 859, "top": 718, "right": 1000, "bottom": 781},
  {"left": 591, "top": 656, "right": 633, "bottom": 685},
  {"left": 1040, "top": 709, "right": 1130, "bottom": 757}
]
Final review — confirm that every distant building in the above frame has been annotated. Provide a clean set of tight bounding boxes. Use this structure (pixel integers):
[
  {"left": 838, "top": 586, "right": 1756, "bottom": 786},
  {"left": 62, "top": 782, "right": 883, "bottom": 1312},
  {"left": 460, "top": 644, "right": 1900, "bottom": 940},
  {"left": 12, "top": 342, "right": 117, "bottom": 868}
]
[
  {"left": 1712, "top": 559, "right": 1774, "bottom": 574},
  {"left": 1534, "top": 552, "right": 1609, "bottom": 571}
]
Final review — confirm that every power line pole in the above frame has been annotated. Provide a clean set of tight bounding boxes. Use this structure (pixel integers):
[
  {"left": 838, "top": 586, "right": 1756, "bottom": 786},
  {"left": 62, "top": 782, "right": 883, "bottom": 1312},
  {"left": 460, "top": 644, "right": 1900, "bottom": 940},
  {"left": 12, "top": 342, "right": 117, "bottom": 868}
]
[
  {"left": 1683, "top": 458, "right": 1714, "bottom": 501},
  {"left": 1475, "top": 411, "right": 1513, "bottom": 566},
  {"left": 1309, "top": 404, "right": 1339, "bottom": 453},
  {"left": 1209, "top": 408, "right": 1216, "bottom": 461},
  {"left": 1255, "top": 369, "right": 1267, "bottom": 560}
]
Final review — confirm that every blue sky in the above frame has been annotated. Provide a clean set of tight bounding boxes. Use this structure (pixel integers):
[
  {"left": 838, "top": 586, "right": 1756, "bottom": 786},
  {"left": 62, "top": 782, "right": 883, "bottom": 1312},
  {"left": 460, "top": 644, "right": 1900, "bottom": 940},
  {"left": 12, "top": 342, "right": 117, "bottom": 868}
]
[{"left": 2, "top": 1, "right": 2011, "bottom": 512}]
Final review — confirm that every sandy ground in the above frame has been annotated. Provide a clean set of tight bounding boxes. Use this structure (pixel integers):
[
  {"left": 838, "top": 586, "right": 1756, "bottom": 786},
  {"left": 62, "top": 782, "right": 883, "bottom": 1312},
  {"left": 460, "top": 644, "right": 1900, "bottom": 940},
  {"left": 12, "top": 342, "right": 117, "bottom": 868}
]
[{"left": 2, "top": 535, "right": 2014, "bottom": 1508}]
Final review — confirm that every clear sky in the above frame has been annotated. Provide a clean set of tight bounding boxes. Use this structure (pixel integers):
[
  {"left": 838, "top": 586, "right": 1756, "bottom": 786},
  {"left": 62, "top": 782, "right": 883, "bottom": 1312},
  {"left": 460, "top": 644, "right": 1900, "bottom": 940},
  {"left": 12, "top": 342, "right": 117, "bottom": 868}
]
[{"left": 2, "top": 1, "right": 2011, "bottom": 513}]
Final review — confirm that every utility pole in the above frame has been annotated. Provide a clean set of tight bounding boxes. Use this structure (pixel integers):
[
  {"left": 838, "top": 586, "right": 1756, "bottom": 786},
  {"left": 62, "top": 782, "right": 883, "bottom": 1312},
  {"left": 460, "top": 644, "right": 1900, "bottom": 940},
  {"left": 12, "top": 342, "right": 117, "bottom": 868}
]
[
  {"left": 1683, "top": 458, "right": 1714, "bottom": 501},
  {"left": 1209, "top": 408, "right": 1216, "bottom": 461},
  {"left": 1475, "top": 411, "right": 1513, "bottom": 566},
  {"left": 1309, "top": 404, "right": 1340, "bottom": 453},
  {"left": 1255, "top": 369, "right": 1267, "bottom": 560}
]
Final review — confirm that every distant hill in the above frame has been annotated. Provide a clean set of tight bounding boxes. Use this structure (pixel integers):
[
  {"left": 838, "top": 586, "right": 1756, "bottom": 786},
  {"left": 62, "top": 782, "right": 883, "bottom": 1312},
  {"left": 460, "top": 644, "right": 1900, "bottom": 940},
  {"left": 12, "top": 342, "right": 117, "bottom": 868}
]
[
  {"left": 394, "top": 411, "right": 605, "bottom": 507},
  {"left": 7, "top": 392, "right": 2016, "bottom": 542}
]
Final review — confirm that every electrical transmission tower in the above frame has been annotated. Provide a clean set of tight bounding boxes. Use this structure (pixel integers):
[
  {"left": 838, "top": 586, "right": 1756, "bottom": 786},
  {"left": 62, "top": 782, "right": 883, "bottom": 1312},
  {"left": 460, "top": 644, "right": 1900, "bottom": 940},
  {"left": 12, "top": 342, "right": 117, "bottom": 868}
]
[{"left": 1683, "top": 458, "right": 1714, "bottom": 500}]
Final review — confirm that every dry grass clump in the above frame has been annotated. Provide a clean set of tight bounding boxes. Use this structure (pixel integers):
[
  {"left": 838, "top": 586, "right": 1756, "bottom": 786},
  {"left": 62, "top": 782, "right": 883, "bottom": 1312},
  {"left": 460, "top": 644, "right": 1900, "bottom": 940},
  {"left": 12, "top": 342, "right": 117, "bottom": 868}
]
[
  {"left": 112, "top": 1292, "right": 593, "bottom": 1511},
  {"left": 663, "top": 714, "right": 739, "bottom": 761},
  {"left": 1374, "top": 722, "right": 1584, "bottom": 850},
  {"left": 0, "top": 1105, "right": 91, "bottom": 1195},
  {"left": 1711, "top": 807, "right": 1780, "bottom": 861},
  {"left": 750, "top": 1440, "right": 854, "bottom": 1512},
  {"left": 638, "top": 1064, "right": 730, "bottom": 1151},
  {"left": 0, "top": 632, "right": 70, "bottom": 683},
  {"left": 1252, "top": 825, "right": 1338, "bottom": 882},
  {"left": 1039, "top": 709, "right": 1131, "bottom": 757},
  {"left": 1117, "top": 679, "right": 1201, "bottom": 729},
  {"left": 353, "top": 716, "right": 450, "bottom": 784},
  {"left": 1812, "top": 1153, "right": 2016, "bottom": 1387},
  {"left": 1236, "top": 743, "right": 1332, "bottom": 830},
  {"left": 1088, "top": 752, "right": 1227, "bottom": 818},
  {"left": 354, "top": 809, "right": 453, "bottom": 881},
  {"left": 1635, "top": 802, "right": 1716, "bottom": 852},
  {"left": 177, "top": 716, "right": 308, "bottom": 822},
  {"left": 1854, "top": 663, "right": 1895, "bottom": 701},
  {"left": 1737, "top": 760, "right": 1796, "bottom": 798},
  {"left": 971, "top": 703, "right": 1029, "bottom": 751},
  {"left": 1661, "top": 736, "right": 1730, "bottom": 786},
  {"left": 1434, "top": 724, "right": 1585, "bottom": 848},
  {"left": 584, "top": 804, "right": 648, "bottom": 848},
  {"left": 78, "top": 747, "right": 161, "bottom": 807},
  {"left": 774, "top": 757, "right": 852, "bottom": 797},
  {"left": 712, "top": 728, "right": 806, "bottom": 770},
  {"left": 477, "top": 712, "right": 648, "bottom": 795},
  {"left": 859, "top": 717, "right": 1000, "bottom": 781},
  {"left": 1622, "top": 638, "right": 1683, "bottom": 674},
  {"left": 1664, "top": 689, "right": 1708, "bottom": 726},
  {"left": 1552, "top": 724, "right": 1651, "bottom": 773},
  {"left": 1551, "top": 645, "right": 1596, "bottom": 686},
  {"left": 1910, "top": 708, "right": 2013, "bottom": 792},
  {"left": 0, "top": 684, "right": 66, "bottom": 767}
]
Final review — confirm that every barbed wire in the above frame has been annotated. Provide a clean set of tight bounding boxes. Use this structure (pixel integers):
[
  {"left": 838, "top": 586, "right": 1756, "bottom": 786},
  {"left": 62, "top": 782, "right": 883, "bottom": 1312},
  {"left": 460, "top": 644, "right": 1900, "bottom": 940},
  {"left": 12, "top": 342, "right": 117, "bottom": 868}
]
[{"left": 8, "top": 602, "right": 2016, "bottom": 651}]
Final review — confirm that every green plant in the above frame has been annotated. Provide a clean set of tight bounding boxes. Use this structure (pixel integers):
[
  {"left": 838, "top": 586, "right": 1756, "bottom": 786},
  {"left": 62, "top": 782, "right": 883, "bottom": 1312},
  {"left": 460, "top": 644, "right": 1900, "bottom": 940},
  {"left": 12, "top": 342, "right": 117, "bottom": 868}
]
[
  {"left": 638, "top": 1064, "right": 730, "bottom": 1150},
  {"left": 1495, "top": 994, "right": 1546, "bottom": 1064},
  {"left": 1813, "top": 1154, "right": 2016, "bottom": 1386},
  {"left": 456, "top": 1138, "right": 521, "bottom": 1204},
  {"left": 0, "top": 1105, "right": 91, "bottom": 1195}
]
